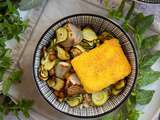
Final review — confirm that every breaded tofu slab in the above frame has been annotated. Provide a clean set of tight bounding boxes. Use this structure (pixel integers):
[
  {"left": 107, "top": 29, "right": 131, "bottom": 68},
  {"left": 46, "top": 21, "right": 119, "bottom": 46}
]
[{"left": 71, "top": 38, "right": 131, "bottom": 93}]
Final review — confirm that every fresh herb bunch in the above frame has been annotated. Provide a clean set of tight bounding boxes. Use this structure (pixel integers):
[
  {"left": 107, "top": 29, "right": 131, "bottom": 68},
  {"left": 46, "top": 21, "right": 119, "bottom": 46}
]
[
  {"left": 0, "top": 0, "right": 33, "bottom": 120},
  {"left": 0, "top": 96, "right": 33, "bottom": 120},
  {"left": 102, "top": 0, "right": 160, "bottom": 120}
]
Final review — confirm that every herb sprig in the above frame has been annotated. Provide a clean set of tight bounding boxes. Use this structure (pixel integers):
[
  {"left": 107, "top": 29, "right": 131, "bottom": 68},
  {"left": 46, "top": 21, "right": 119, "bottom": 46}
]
[
  {"left": 102, "top": 0, "right": 160, "bottom": 119},
  {"left": 0, "top": 0, "right": 33, "bottom": 119}
]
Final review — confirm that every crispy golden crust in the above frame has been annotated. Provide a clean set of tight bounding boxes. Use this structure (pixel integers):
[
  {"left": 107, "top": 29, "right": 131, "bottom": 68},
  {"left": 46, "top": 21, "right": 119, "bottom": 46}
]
[{"left": 71, "top": 39, "right": 131, "bottom": 93}]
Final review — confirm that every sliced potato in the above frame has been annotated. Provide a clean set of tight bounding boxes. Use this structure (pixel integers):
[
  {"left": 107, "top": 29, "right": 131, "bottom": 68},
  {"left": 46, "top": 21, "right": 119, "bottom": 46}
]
[
  {"left": 55, "top": 62, "right": 71, "bottom": 79},
  {"left": 82, "top": 27, "right": 97, "bottom": 41},
  {"left": 56, "top": 27, "right": 68, "bottom": 43},
  {"left": 53, "top": 78, "right": 64, "bottom": 91},
  {"left": 56, "top": 46, "right": 70, "bottom": 60}
]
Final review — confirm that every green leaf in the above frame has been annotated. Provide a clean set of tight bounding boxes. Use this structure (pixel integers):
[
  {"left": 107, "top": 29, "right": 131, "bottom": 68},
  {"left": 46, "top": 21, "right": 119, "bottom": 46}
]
[
  {"left": 10, "top": 69, "right": 23, "bottom": 82},
  {"left": 102, "top": 114, "right": 114, "bottom": 120},
  {"left": 138, "top": 69, "right": 160, "bottom": 87},
  {"left": 140, "top": 51, "right": 160, "bottom": 69},
  {"left": 18, "top": 100, "right": 33, "bottom": 118},
  {"left": 136, "top": 15, "right": 154, "bottom": 34},
  {"left": 136, "top": 89, "right": 154, "bottom": 105},
  {"left": 127, "top": 108, "right": 139, "bottom": 120},
  {"left": 125, "top": 1, "right": 135, "bottom": 20},
  {"left": 130, "top": 13, "right": 145, "bottom": 29},
  {"left": 142, "top": 35, "right": 160, "bottom": 51},
  {"left": 2, "top": 79, "right": 12, "bottom": 95}
]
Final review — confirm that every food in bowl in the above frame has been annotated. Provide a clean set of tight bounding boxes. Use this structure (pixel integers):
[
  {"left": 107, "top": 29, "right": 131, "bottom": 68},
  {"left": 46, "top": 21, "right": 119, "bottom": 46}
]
[{"left": 38, "top": 23, "right": 131, "bottom": 107}]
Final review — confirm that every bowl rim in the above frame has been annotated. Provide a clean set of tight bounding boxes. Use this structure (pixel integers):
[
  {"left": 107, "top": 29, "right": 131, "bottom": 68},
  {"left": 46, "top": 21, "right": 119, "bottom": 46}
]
[{"left": 32, "top": 13, "right": 138, "bottom": 118}]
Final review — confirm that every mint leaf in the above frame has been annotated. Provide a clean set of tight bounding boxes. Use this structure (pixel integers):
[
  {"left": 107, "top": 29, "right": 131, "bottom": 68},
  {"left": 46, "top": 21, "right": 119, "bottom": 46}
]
[
  {"left": 136, "top": 89, "right": 154, "bottom": 105},
  {"left": 10, "top": 69, "right": 22, "bottom": 82},
  {"left": 102, "top": 114, "right": 114, "bottom": 120},
  {"left": 136, "top": 15, "right": 154, "bottom": 34},
  {"left": 2, "top": 79, "right": 11, "bottom": 95},
  {"left": 142, "top": 35, "right": 160, "bottom": 51},
  {"left": 138, "top": 69, "right": 160, "bottom": 87},
  {"left": 140, "top": 51, "right": 160, "bottom": 69},
  {"left": 18, "top": 100, "right": 33, "bottom": 118}
]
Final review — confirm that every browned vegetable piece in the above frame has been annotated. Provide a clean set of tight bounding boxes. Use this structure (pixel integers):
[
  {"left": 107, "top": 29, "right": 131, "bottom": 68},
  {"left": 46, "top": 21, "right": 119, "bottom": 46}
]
[
  {"left": 53, "top": 78, "right": 64, "bottom": 91},
  {"left": 39, "top": 66, "right": 49, "bottom": 81},
  {"left": 49, "top": 54, "right": 56, "bottom": 61},
  {"left": 111, "top": 88, "right": 122, "bottom": 96},
  {"left": 55, "top": 62, "right": 71, "bottom": 79},
  {"left": 61, "top": 23, "right": 83, "bottom": 48},
  {"left": 98, "top": 31, "right": 113, "bottom": 42},
  {"left": 114, "top": 79, "right": 125, "bottom": 90},
  {"left": 49, "top": 68, "right": 55, "bottom": 76},
  {"left": 66, "top": 73, "right": 80, "bottom": 85},
  {"left": 47, "top": 79, "right": 56, "bottom": 88},
  {"left": 67, "top": 85, "right": 84, "bottom": 96},
  {"left": 54, "top": 90, "right": 65, "bottom": 99}
]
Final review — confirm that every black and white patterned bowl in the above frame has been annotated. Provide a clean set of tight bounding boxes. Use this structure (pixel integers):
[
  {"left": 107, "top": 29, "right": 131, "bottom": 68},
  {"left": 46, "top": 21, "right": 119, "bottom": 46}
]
[
  {"left": 33, "top": 14, "right": 138, "bottom": 118},
  {"left": 137, "top": 0, "right": 160, "bottom": 4}
]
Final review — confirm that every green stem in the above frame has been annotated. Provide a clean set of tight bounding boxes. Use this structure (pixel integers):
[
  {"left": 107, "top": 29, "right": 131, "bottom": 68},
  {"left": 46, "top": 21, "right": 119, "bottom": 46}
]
[
  {"left": 125, "top": 1, "right": 135, "bottom": 20},
  {"left": 118, "top": 0, "right": 126, "bottom": 13}
]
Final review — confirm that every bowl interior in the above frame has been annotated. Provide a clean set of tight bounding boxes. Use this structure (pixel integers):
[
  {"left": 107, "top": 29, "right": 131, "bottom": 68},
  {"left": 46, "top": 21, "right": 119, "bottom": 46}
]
[{"left": 33, "top": 14, "right": 138, "bottom": 118}]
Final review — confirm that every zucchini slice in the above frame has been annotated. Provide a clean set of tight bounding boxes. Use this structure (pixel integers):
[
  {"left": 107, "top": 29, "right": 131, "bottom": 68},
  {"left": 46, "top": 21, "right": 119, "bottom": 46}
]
[
  {"left": 111, "top": 88, "right": 122, "bottom": 96},
  {"left": 66, "top": 95, "right": 83, "bottom": 107},
  {"left": 82, "top": 27, "right": 97, "bottom": 41},
  {"left": 92, "top": 91, "right": 109, "bottom": 106},
  {"left": 53, "top": 78, "right": 64, "bottom": 91},
  {"left": 56, "top": 27, "right": 68, "bottom": 44},
  {"left": 43, "top": 59, "right": 56, "bottom": 71},
  {"left": 47, "top": 79, "right": 56, "bottom": 88},
  {"left": 114, "top": 80, "right": 125, "bottom": 90},
  {"left": 56, "top": 46, "right": 70, "bottom": 60}
]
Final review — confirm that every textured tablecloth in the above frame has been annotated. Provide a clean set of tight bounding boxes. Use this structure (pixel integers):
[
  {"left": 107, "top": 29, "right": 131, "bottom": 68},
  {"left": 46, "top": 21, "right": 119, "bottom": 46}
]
[{"left": 7, "top": 0, "right": 160, "bottom": 120}]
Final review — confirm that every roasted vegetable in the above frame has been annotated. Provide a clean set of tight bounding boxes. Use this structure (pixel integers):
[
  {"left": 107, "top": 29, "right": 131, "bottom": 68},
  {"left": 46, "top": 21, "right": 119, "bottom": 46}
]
[
  {"left": 111, "top": 88, "right": 122, "bottom": 96},
  {"left": 66, "top": 73, "right": 80, "bottom": 85},
  {"left": 53, "top": 78, "right": 64, "bottom": 91},
  {"left": 47, "top": 79, "right": 56, "bottom": 88},
  {"left": 71, "top": 45, "right": 86, "bottom": 57},
  {"left": 49, "top": 68, "right": 55, "bottom": 76},
  {"left": 92, "top": 91, "right": 109, "bottom": 106},
  {"left": 43, "top": 59, "right": 56, "bottom": 71},
  {"left": 55, "top": 62, "right": 71, "bottom": 79},
  {"left": 56, "top": 46, "right": 70, "bottom": 60},
  {"left": 98, "top": 31, "right": 113, "bottom": 41},
  {"left": 114, "top": 80, "right": 125, "bottom": 90},
  {"left": 82, "top": 27, "right": 98, "bottom": 41},
  {"left": 56, "top": 27, "right": 68, "bottom": 43},
  {"left": 67, "top": 85, "right": 84, "bottom": 96},
  {"left": 61, "top": 23, "right": 82, "bottom": 47},
  {"left": 66, "top": 95, "right": 83, "bottom": 107},
  {"left": 39, "top": 66, "right": 49, "bottom": 81}
]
